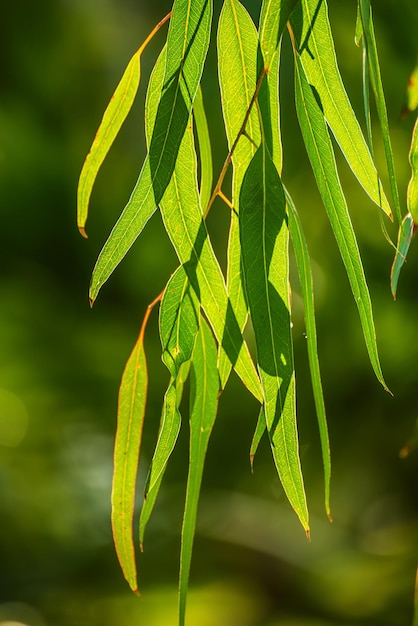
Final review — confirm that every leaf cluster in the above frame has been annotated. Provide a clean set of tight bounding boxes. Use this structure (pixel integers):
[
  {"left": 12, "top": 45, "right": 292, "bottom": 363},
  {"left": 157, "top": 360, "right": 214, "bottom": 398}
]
[{"left": 77, "top": 1, "right": 418, "bottom": 623}]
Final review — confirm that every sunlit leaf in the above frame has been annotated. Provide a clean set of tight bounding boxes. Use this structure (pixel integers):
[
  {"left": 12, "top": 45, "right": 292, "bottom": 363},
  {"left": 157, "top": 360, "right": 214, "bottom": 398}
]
[
  {"left": 390, "top": 213, "right": 414, "bottom": 300},
  {"left": 89, "top": 0, "right": 212, "bottom": 303},
  {"left": 250, "top": 406, "right": 266, "bottom": 471},
  {"left": 139, "top": 267, "right": 199, "bottom": 546},
  {"left": 286, "top": 189, "right": 331, "bottom": 519},
  {"left": 240, "top": 143, "right": 309, "bottom": 533},
  {"left": 294, "top": 54, "right": 389, "bottom": 393},
  {"left": 77, "top": 12, "right": 171, "bottom": 237},
  {"left": 408, "top": 117, "right": 418, "bottom": 223},
  {"left": 404, "top": 61, "right": 418, "bottom": 115},
  {"left": 357, "top": 0, "right": 402, "bottom": 224},
  {"left": 111, "top": 327, "right": 148, "bottom": 593},
  {"left": 290, "top": 0, "right": 392, "bottom": 218},
  {"left": 179, "top": 315, "right": 219, "bottom": 626},
  {"left": 146, "top": 39, "right": 262, "bottom": 403},
  {"left": 259, "top": 0, "right": 298, "bottom": 69},
  {"left": 193, "top": 87, "right": 213, "bottom": 211},
  {"left": 77, "top": 50, "right": 141, "bottom": 238},
  {"left": 217, "top": 0, "right": 261, "bottom": 388}
]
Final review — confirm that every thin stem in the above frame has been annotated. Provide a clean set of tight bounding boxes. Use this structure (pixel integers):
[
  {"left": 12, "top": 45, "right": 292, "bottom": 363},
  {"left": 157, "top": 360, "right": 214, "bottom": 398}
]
[
  {"left": 138, "top": 11, "right": 172, "bottom": 56},
  {"left": 139, "top": 289, "right": 164, "bottom": 342},
  {"left": 204, "top": 66, "right": 267, "bottom": 218}
]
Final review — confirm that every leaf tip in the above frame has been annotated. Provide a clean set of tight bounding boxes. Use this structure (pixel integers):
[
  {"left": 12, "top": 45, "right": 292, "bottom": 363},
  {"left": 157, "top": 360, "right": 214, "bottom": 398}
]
[
  {"left": 89, "top": 296, "right": 95, "bottom": 309},
  {"left": 305, "top": 528, "right": 311, "bottom": 542},
  {"left": 249, "top": 454, "right": 255, "bottom": 473},
  {"left": 78, "top": 225, "right": 88, "bottom": 239}
]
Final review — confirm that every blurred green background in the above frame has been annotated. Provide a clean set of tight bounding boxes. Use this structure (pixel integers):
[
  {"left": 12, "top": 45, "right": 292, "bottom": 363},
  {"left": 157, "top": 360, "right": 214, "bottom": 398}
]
[{"left": 1, "top": 1, "right": 417, "bottom": 625}]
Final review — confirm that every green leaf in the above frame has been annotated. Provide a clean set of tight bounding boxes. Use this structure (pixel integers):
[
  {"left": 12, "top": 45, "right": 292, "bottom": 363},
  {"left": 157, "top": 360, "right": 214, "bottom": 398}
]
[
  {"left": 259, "top": 0, "right": 298, "bottom": 69},
  {"left": 143, "top": 44, "right": 262, "bottom": 403},
  {"left": 193, "top": 86, "right": 213, "bottom": 211},
  {"left": 77, "top": 49, "right": 141, "bottom": 238},
  {"left": 77, "top": 12, "right": 171, "bottom": 238},
  {"left": 179, "top": 315, "right": 219, "bottom": 626},
  {"left": 160, "top": 266, "right": 200, "bottom": 377},
  {"left": 390, "top": 213, "right": 414, "bottom": 300},
  {"left": 139, "top": 267, "right": 199, "bottom": 546},
  {"left": 111, "top": 328, "right": 148, "bottom": 593},
  {"left": 286, "top": 188, "right": 331, "bottom": 519},
  {"left": 407, "top": 117, "right": 418, "bottom": 223},
  {"left": 405, "top": 62, "right": 418, "bottom": 114},
  {"left": 357, "top": 0, "right": 402, "bottom": 224},
  {"left": 217, "top": 0, "right": 261, "bottom": 388},
  {"left": 294, "top": 54, "right": 389, "bottom": 393},
  {"left": 89, "top": 0, "right": 212, "bottom": 303},
  {"left": 240, "top": 143, "right": 309, "bottom": 533},
  {"left": 139, "top": 383, "right": 181, "bottom": 549},
  {"left": 290, "top": 0, "right": 392, "bottom": 218},
  {"left": 249, "top": 406, "right": 267, "bottom": 471}
]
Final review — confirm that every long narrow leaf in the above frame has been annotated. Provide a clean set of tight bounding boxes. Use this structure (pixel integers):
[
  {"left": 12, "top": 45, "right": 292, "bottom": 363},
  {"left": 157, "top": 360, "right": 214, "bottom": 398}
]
[
  {"left": 179, "top": 316, "right": 219, "bottom": 626},
  {"left": 290, "top": 0, "right": 392, "bottom": 218},
  {"left": 217, "top": 0, "right": 260, "bottom": 388},
  {"left": 390, "top": 213, "right": 414, "bottom": 300},
  {"left": 89, "top": 0, "right": 212, "bottom": 303},
  {"left": 111, "top": 328, "right": 148, "bottom": 593},
  {"left": 193, "top": 87, "right": 213, "bottom": 211},
  {"left": 358, "top": 0, "right": 402, "bottom": 224},
  {"left": 146, "top": 42, "right": 262, "bottom": 402},
  {"left": 77, "top": 13, "right": 171, "bottom": 237},
  {"left": 250, "top": 406, "right": 267, "bottom": 471},
  {"left": 139, "top": 267, "right": 199, "bottom": 546},
  {"left": 77, "top": 49, "right": 141, "bottom": 237},
  {"left": 294, "top": 54, "right": 389, "bottom": 392},
  {"left": 259, "top": 0, "right": 298, "bottom": 69},
  {"left": 286, "top": 189, "right": 331, "bottom": 519},
  {"left": 408, "top": 117, "right": 418, "bottom": 223},
  {"left": 240, "top": 143, "right": 309, "bottom": 533}
]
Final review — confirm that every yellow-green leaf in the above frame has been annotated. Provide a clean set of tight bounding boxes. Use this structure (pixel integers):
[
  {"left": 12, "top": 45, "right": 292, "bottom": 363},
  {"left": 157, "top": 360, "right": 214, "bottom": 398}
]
[
  {"left": 240, "top": 143, "right": 309, "bottom": 533},
  {"left": 111, "top": 328, "right": 148, "bottom": 593}
]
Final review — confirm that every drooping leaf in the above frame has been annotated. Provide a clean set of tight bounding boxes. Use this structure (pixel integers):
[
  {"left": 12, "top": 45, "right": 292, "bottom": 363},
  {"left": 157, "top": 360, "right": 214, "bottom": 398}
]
[
  {"left": 286, "top": 188, "right": 331, "bottom": 519},
  {"left": 390, "top": 213, "right": 414, "bottom": 300},
  {"left": 217, "top": 0, "right": 261, "bottom": 388},
  {"left": 357, "top": 0, "right": 402, "bottom": 224},
  {"left": 160, "top": 266, "right": 200, "bottom": 377},
  {"left": 77, "top": 49, "right": 141, "bottom": 238},
  {"left": 290, "top": 0, "right": 392, "bottom": 218},
  {"left": 250, "top": 406, "right": 267, "bottom": 471},
  {"left": 259, "top": 0, "right": 298, "bottom": 69},
  {"left": 139, "top": 267, "right": 199, "bottom": 546},
  {"left": 294, "top": 54, "right": 389, "bottom": 393},
  {"left": 145, "top": 40, "right": 262, "bottom": 403},
  {"left": 179, "top": 315, "right": 219, "bottom": 626},
  {"left": 408, "top": 117, "right": 418, "bottom": 223},
  {"left": 89, "top": 0, "right": 212, "bottom": 303},
  {"left": 111, "top": 327, "right": 148, "bottom": 593},
  {"left": 77, "top": 12, "right": 171, "bottom": 237},
  {"left": 193, "top": 86, "right": 213, "bottom": 211},
  {"left": 240, "top": 143, "right": 309, "bottom": 533}
]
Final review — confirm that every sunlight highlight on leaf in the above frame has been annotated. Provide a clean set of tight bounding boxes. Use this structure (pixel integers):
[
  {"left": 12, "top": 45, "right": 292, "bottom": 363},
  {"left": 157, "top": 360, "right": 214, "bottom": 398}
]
[
  {"left": 287, "top": 189, "right": 331, "bottom": 519},
  {"left": 408, "top": 117, "right": 418, "bottom": 223},
  {"left": 240, "top": 143, "right": 309, "bottom": 533},
  {"left": 290, "top": 0, "right": 392, "bottom": 218},
  {"left": 357, "top": 0, "right": 402, "bottom": 224},
  {"left": 294, "top": 55, "right": 389, "bottom": 393},
  {"left": 193, "top": 87, "right": 213, "bottom": 211},
  {"left": 139, "top": 267, "right": 199, "bottom": 547},
  {"left": 77, "top": 13, "right": 171, "bottom": 238},
  {"left": 217, "top": 0, "right": 260, "bottom": 388},
  {"left": 111, "top": 326, "right": 148, "bottom": 594},
  {"left": 89, "top": 0, "right": 212, "bottom": 303},
  {"left": 390, "top": 213, "right": 414, "bottom": 300}
]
